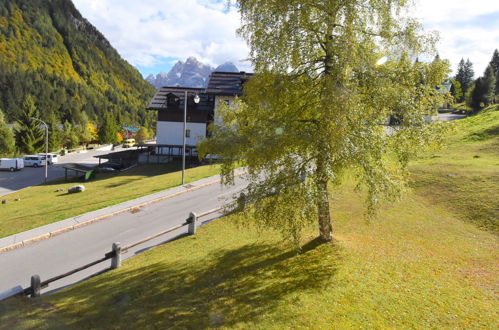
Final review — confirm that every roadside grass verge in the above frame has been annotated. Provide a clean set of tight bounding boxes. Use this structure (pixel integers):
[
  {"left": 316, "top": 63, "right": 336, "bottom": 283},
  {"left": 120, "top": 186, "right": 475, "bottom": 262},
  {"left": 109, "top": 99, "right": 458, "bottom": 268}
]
[{"left": 0, "top": 162, "right": 220, "bottom": 238}]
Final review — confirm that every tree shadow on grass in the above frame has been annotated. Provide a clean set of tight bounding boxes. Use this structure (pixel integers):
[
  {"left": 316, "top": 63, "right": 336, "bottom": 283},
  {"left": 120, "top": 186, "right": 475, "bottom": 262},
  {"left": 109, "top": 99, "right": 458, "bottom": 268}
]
[{"left": 10, "top": 238, "right": 341, "bottom": 329}]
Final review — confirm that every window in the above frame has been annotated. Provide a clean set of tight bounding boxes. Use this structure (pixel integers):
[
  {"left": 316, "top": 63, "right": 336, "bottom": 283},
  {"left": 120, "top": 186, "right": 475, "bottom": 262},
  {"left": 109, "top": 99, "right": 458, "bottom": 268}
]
[
  {"left": 185, "top": 129, "right": 191, "bottom": 138},
  {"left": 166, "top": 93, "right": 180, "bottom": 107}
]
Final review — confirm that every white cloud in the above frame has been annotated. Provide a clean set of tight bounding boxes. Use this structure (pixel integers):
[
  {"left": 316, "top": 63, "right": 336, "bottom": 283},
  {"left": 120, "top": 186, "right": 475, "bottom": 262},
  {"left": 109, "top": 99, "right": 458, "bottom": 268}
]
[
  {"left": 73, "top": 0, "right": 498, "bottom": 78},
  {"left": 72, "top": 0, "right": 250, "bottom": 72},
  {"left": 412, "top": 0, "right": 499, "bottom": 76}
]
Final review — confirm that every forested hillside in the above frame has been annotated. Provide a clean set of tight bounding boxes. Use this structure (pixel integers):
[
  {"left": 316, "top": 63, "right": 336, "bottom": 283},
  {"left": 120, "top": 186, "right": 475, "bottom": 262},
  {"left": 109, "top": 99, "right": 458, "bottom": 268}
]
[{"left": 0, "top": 0, "right": 155, "bottom": 126}]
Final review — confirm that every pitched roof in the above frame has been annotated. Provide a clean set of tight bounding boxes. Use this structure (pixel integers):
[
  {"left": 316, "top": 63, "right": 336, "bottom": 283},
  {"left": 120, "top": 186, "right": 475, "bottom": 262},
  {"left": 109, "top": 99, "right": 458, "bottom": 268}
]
[
  {"left": 146, "top": 86, "right": 213, "bottom": 111},
  {"left": 122, "top": 126, "right": 140, "bottom": 133},
  {"left": 205, "top": 71, "right": 253, "bottom": 96}
]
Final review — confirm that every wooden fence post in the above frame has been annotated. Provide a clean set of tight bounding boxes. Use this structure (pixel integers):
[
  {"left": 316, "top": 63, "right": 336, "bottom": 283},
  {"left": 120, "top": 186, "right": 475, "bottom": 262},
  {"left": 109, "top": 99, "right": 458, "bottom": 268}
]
[
  {"left": 239, "top": 192, "right": 246, "bottom": 209},
  {"left": 111, "top": 242, "right": 121, "bottom": 269},
  {"left": 31, "top": 274, "right": 41, "bottom": 297},
  {"left": 188, "top": 212, "right": 197, "bottom": 235}
]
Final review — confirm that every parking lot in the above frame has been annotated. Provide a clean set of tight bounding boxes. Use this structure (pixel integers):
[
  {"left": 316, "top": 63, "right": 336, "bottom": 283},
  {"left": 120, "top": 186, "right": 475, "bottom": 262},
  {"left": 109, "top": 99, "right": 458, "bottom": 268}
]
[{"left": 0, "top": 146, "right": 124, "bottom": 197}]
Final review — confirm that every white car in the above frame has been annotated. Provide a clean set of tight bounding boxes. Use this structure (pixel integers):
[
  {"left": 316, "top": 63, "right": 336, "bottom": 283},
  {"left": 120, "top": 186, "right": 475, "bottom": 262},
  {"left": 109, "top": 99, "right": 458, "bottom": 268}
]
[
  {"left": 0, "top": 158, "right": 24, "bottom": 172},
  {"left": 39, "top": 153, "right": 58, "bottom": 165},
  {"left": 23, "top": 155, "right": 46, "bottom": 167}
]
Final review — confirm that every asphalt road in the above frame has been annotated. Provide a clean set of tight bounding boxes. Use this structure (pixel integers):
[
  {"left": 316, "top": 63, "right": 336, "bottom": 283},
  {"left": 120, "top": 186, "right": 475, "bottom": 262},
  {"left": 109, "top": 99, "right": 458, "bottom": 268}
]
[
  {"left": 0, "top": 146, "right": 124, "bottom": 197},
  {"left": 0, "top": 176, "right": 245, "bottom": 299},
  {"left": 437, "top": 113, "right": 467, "bottom": 121}
]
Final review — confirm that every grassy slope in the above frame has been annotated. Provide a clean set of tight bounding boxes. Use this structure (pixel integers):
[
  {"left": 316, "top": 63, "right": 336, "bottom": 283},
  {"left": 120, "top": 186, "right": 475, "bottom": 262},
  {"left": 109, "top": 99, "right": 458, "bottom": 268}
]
[
  {"left": 1, "top": 107, "right": 498, "bottom": 328},
  {"left": 0, "top": 162, "right": 220, "bottom": 238},
  {"left": 410, "top": 105, "right": 499, "bottom": 233}
]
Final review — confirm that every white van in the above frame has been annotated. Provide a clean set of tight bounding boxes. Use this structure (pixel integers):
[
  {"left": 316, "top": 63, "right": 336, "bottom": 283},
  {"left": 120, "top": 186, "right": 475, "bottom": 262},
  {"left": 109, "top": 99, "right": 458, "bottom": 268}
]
[
  {"left": 23, "top": 155, "right": 46, "bottom": 167},
  {"left": 0, "top": 158, "right": 24, "bottom": 172},
  {"left": 39, "top": 153, "right": 58, "bottom": 165}
]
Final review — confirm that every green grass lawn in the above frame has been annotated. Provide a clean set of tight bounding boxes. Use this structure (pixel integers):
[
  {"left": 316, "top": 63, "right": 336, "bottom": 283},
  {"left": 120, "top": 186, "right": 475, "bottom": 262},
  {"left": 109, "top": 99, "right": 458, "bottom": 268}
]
[
  {"left": 0, "top": 107, "right": 497, "bottom": 328},
  {"left": 0, "top": 161, "right": 220, "bottom": 238},
  {"left": 410, "top": 105, "right": 499, "bottom": 233}
]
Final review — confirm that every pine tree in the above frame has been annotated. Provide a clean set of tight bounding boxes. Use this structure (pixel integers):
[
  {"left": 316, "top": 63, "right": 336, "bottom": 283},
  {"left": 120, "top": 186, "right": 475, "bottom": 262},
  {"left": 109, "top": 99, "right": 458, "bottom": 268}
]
[
  {"left": 470, "top": 79, "right": 484, "bottom": 110},
  {"left": 47, "top": 114, "right": 62, "bottom": 152},
  {"left": 98, "top": 112, "right": 119, "bottom": 144},
  {"left": 490, "top": 49, "right": 499, "bottom": 75},
  {"left": 455, "top": 58, "right": 466, "bottom": 97},
  {"left": 464, "top": 59, "right": 475, "bottom": 91},
  {"left": 470, "top": 65, "right": 495, "bottom": 111},
  {"left": 62, "top": 121, "right": 80, "bottom": 149},
  {"left": 15, "top": 95, "right": 45, "bottom": 154},
  {"left": 482, "top": 65, "right": 496, "bottom": 105},
  {"left": 0, "top": 109, "right": 15, "bottom": 156},
  {"left": 455, "top": 58, "right": 474, "bottom": 96},
  {"left": 489, "top": 49, "right": 499, "bottom": 99}
]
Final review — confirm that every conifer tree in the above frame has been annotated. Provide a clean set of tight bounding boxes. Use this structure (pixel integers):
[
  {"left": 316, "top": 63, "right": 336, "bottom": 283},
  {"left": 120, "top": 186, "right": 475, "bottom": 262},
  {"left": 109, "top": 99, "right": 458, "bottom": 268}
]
[
  {"left": 47, "top": 114, "right": 62, "bottom": 152},
  {"left": 0, "top": 109, "right": 15, "bottom": 156},
  {"left": 489, "top": 49, "right": 499, "bottom": 99},
  {"left": 15, "top": 95, "right": 44, "bottom": 154},
  {"left": 489, "top": 49, "right": 499, "bottom": 75},
  {"left": 482, "top": 65, "right": 496, "bottom": 105},
  {"left": 99, "top": 112, "right": 119, "bottom": 144},
  {"left": 470, "top": 78, "right": 484, "bottom": 110},
  {"left": 464, "top": 59, "right": 475, "bottom": 90},
  {"left": 470, "top": 65, "right": 495, "bottom": 111},
  {"left": 62, "top": 121, "right": 80, "bottom": 149},
  {"left": 455, "top": 58, "right": 474, "bottom": 95}
]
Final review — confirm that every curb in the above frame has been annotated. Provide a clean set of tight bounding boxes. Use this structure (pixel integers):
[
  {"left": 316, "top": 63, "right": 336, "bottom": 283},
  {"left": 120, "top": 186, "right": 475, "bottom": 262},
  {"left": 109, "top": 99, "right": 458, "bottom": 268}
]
[{"left": 0, "top": 171, "right": 246, "bottom": 254}]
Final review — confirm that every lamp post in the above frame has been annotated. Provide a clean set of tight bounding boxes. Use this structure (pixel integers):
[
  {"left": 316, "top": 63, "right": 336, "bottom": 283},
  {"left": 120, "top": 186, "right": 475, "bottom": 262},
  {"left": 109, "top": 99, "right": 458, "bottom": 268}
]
[
  {"left": 30, "top": 117, "right": 49, "bottom": 183},
  {"left": 182, "top": 91, "right": 200, "bottom": 185}
]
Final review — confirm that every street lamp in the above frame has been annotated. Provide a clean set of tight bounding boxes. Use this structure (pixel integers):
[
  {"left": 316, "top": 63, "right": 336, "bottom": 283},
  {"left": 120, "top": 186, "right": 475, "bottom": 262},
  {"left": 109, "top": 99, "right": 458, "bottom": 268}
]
[
  {"left": 182, "top": 91, "right": 200, "bottom": 185},
  {"left": 30, "top": 117, "right": 49, "bottom": 183}
]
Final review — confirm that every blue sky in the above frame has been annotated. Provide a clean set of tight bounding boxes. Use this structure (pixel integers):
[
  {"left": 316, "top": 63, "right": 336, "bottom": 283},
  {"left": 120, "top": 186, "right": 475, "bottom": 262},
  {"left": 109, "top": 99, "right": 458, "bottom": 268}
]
[{"left": 72, "top": 0, "right": 499, "bottom": 78}]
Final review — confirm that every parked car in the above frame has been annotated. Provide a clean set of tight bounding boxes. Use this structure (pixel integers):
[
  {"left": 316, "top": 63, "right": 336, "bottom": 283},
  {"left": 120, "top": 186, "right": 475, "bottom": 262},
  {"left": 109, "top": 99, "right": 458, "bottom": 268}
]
[
  {"left": 0, "top": 158, "right": 24, "bottom": 172},
  {"left": 23, "top": 155, "right": 46, "bottom": 167},
  {"left": 38, "top": 153, "right": 58, "bottom": 165},
  {"left": 122, "top": 138, "right": 136, "bottom": 148}
]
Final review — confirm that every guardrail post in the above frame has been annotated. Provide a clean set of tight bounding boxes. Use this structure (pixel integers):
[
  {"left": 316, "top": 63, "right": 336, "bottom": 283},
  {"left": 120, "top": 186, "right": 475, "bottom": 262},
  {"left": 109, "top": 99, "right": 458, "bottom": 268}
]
[
  {"left": 31, "top": 274, "right": 41, "bottom": 297},
  {"left": 111, "top": 242, "right": 121, "bottom": 269},
  {"left": 188, "top": 212, "right": 197, "bottom": 235}
]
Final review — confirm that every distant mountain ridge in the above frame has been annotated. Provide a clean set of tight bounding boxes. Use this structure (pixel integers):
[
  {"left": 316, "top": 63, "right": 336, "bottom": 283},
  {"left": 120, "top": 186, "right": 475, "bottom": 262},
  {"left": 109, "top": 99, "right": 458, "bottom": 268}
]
[{"left": 146, "top": 57, "right": 239, "bottom": 88}]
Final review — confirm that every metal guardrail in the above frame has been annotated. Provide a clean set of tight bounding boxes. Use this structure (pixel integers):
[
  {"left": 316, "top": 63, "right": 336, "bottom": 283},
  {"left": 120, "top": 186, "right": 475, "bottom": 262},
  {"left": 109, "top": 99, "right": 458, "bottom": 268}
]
[{"left": 13, "top": 207, "right": 224, "bottom": 299}]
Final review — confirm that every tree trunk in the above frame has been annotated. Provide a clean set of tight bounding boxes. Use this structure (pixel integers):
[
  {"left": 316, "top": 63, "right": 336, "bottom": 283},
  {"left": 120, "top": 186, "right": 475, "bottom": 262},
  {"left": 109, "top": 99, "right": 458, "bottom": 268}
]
[{"left": 316, "top": 153, "right": 333, "bottom": 242}]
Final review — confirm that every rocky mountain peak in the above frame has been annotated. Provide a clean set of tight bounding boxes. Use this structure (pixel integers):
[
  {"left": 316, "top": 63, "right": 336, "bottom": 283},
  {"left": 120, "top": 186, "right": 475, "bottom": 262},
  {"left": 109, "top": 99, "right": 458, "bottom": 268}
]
[
  {"left": 214, "top": 62, "right": 239, "bottom": 73},
  {"left": 146, "top": 58, "right": 240, "bottom": 88}
]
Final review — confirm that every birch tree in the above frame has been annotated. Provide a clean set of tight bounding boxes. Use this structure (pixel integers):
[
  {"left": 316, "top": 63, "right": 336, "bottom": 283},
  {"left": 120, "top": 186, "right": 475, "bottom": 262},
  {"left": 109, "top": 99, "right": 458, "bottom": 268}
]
[{"left": 200, "top": 0, "right": 450, "bottom": 243}]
